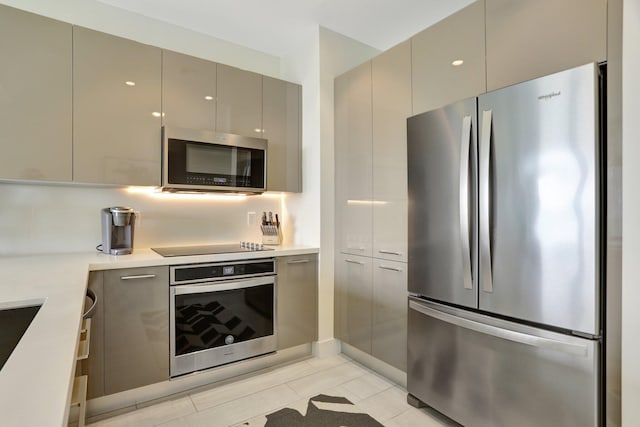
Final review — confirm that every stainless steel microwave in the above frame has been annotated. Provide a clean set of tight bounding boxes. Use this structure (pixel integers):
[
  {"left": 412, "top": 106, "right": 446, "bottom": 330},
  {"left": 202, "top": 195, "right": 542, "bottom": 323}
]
[{"left": 161, "top": 127, "right": 267, "bottom": 193}]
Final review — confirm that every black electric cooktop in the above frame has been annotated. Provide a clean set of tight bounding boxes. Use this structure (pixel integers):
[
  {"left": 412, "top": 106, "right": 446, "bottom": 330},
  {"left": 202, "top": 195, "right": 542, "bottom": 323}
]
[{"left": 151, "top": 243, "right": 274, "bottom": 257}]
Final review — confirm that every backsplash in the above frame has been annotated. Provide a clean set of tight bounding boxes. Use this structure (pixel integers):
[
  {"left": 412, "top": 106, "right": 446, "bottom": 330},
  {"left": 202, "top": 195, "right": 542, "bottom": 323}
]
[{"left": 0, "top": 182, "right": 284, "bottom": 256}]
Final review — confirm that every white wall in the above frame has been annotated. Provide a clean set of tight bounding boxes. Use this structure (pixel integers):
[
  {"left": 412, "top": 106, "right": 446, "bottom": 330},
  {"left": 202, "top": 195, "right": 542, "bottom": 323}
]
[
  {"left": 622, "top": 0, "right": 640, "bottom": 423},
  {"left": 0, "top": 0, "right": 280, "bottom": 76},
  {"left": 280, "top": 27, "right": 379, "bottom": 343},
  {"left": 0, "top": 182, "right": 282, "bottom": 255}
]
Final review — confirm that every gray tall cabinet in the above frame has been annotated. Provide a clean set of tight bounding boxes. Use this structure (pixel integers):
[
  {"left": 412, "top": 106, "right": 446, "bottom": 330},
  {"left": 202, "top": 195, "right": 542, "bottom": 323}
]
[
  {"left": 334, "top": 41, "right": 411, "bottom": 372},
  {"left": 334, "top": 0, "right": 608, "bottom": 374}
]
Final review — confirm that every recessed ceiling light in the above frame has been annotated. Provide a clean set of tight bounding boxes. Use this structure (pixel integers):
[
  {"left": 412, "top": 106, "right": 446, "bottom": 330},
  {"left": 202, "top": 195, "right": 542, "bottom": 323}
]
[
  {"left": 152, "top": 112, "right": 165, "bottom": 118},
  {"left": 204, "top": 95, "right": 214, "bottom": 101},
  {"left": 125, "top": 81, "right": 136, "bottom": 86},
  {"left": 254, "top": 128, "right": 262, "bottom": 133},
  {"left": 451, "top": 59, "right": 464, "bottom": 67}
]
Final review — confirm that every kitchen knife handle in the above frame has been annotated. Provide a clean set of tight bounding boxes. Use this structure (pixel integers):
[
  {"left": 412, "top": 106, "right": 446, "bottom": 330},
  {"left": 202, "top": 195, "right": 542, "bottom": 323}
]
[
  {"left": 459, "top": 115, "right": 473, "bottom": 290},
  {"left": 480, "top": 110, "right": 493, "bottom": 293}
]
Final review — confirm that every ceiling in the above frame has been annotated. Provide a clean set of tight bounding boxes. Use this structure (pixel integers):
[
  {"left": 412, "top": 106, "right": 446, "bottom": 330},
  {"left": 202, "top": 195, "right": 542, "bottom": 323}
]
[{"left": 97, "top": 0, "right": 474, "bottom": 57}]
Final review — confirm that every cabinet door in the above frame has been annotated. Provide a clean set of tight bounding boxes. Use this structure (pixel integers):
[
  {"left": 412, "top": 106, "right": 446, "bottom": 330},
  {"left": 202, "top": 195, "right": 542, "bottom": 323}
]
[
  {"left": 104, "top": 267, "right": 169, "bottom": 395},
  {"left": 263, "top": 77, "right": 302, "bottom": 192},
  {"left": 216, "top": 64, "right": 262, "bottom": 137},
  {"left": 162, "top": 50, "right": 216, "bottom": 131},
  {"left": 73, "top": 27, "right": 161, "bottom": 186},
  {"left": 83, "top": 271, "right": 104, "bottom": 399},
  {"left": 372, "top": 259, "right": 407, "bottom": 371},
  {"left": 276, "top": 255, "right": 318, "bottom": 349},
  {"left": 486, "top": 0, "right": 606, "bottom": 91},
  {"left": 335, "top": 62, "right": 373, "bottom": 257},
  {"left": 334, "top": 253, "right": 372, "bottom": 354},
  {"left": 411, "top": 0, "right": 486, "bottom": 114},
  {"left": 372, "top": 41, "right": 411, "bottom": 263},
  {"left": 0, "top": 5, "right": 72, "bottom": 181}
]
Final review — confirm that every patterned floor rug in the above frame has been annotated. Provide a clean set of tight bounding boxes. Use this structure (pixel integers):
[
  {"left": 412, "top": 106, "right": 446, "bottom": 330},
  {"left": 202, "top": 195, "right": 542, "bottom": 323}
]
[{"left": 238, "top": 394, "right": 384, "bottom": 427}]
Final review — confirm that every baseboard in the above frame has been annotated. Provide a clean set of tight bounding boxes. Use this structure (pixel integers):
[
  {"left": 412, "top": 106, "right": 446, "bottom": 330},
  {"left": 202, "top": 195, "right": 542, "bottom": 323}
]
[
  {"left": 86, "top": 343, "right": 312, "bottom": 418},
  {"left": 312, "top": 338, "right": 341, "bottom": 357},
  {"left": 339, "top": 341, "right": 407, "bottom": 388}
]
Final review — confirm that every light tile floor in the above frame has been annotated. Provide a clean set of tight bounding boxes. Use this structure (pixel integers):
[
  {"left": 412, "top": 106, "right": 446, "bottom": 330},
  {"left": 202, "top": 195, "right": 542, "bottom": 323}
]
[{"left": 87, "top": 354, "right": 457, "bottom": 427}]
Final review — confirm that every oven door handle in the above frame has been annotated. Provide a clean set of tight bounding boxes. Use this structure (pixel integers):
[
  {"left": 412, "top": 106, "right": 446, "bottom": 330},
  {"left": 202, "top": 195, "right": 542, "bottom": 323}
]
[{"left": 173, "top": 275, "right": 275, "bottom": 295}]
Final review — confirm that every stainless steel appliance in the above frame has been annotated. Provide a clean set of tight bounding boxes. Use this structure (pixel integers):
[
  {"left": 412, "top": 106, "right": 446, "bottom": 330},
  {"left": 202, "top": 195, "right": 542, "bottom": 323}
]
[
  {"left": 407, "top": 63, "right": 608, "bottom": 426},
  {"left": 100, "top": 206, "right": 136, "bottom": 255},
  {"left": 169, "top": 258, "right": 276, "bottom": 377},
  {"left": 162, "top": 126, "right": 267, "bottom": 194}
]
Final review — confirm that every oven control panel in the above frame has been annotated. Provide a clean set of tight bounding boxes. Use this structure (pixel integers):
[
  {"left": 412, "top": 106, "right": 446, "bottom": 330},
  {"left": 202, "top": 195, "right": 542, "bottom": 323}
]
[{"left": 170, "top": 258, "right": 276, "bottom": 285}]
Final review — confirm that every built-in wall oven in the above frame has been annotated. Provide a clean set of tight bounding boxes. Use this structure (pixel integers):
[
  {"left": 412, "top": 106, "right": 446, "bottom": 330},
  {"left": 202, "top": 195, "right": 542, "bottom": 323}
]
[{"left": 169, "top": 258, "right": 276, "bottom": 377}]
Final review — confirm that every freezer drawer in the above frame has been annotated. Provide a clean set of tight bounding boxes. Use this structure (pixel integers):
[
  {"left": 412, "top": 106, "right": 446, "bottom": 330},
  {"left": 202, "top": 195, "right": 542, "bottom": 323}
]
[{"left": 407, "top": 298, "right": 599, "bottom": 427}]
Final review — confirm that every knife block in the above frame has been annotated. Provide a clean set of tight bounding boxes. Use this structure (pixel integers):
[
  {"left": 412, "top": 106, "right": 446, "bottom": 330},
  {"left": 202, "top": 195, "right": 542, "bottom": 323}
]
[{"left": 261, "top": 224, "right": 281, "bottom": 245}]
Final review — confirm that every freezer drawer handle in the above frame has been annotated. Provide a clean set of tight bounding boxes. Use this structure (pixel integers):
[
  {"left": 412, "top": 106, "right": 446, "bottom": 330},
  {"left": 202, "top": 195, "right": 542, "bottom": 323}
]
[
  {"left": 409, "top": 300, "right": 589, "bottom": 357},
  {"left": 480, "top": 109, "right": 494, "bottom": 293},
  {"left": 459, "top": 115, "right": 473, "bottom": 290}
]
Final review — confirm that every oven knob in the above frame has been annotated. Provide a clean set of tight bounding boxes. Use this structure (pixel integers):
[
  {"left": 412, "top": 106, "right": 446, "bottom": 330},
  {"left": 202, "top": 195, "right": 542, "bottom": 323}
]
[{"left": 225, "top": 335, "right": 235, "bottom": 345}]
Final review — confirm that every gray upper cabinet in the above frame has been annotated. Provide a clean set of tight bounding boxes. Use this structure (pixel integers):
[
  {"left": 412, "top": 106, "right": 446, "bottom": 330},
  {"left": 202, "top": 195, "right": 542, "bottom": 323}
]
[
  {"left": 485, "top": 0, "right": 607, "bottom": 91},
  {"left": 335, "top": 62, "right": 373, "bottom": 257},
  {"left": 276, "top": 255, "right": 318, "bottom": 349},
  {"left": 0, "top": 5, "right": 72, "bottom": 182},
  {"left": 371, "top": 41, "right": 411, "bottom": 263},
  {"left": 73, "top": 27, "right": 162, "bottom": 186},
  {"left": 162, "top": 50, "right": 217, "bottom": 131},
  {"left": 411, "top": 0, "right": 486, "bottom": 115},
  {"left": 216, "top": 64, "right": 262, "bottom": 137},
  {"left": 263, "top": 77, "right": 302, "bottom": 192}
]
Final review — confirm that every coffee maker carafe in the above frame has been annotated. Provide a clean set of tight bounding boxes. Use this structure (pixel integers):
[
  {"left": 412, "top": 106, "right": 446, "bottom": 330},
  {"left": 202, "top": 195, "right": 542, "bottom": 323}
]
[{"left": 101, "top": 207, "right": 136, "bottom": 255}]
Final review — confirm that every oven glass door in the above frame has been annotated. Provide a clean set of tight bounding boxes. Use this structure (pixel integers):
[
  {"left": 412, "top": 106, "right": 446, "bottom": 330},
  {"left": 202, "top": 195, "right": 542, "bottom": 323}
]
[{"left": 170, "top": 276, "right": 276, "bottom": 376}]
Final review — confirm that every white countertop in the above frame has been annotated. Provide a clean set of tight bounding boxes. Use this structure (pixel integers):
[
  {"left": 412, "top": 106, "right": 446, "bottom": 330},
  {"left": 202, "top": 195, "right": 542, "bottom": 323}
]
[{"left": 0, "top": 244, "right": 318, "bottom": 427}]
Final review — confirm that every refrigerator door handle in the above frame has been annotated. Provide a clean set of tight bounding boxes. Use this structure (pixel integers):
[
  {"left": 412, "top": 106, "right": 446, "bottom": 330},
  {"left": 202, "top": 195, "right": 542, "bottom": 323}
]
[
  {"left": 408, "top": 300, "right": 589, "bottom": 357},
  {"left": 459, "top": 115, "right": 473, "bottom": 290},
  {"left": 480, "top": 109, "right": 493, "bottom": 293}
]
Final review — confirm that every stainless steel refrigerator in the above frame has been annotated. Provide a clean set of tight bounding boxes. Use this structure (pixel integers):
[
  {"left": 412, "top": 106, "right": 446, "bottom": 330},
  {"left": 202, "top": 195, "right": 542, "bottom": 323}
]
[{"left": 407, "top": 63, "right": 604, "bottom": 426}]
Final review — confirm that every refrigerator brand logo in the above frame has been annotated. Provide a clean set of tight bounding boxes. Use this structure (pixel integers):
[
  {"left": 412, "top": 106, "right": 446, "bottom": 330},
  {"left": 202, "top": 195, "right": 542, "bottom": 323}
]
[{"left": 538, "top": 91, "right": 561, "bottom": 101}]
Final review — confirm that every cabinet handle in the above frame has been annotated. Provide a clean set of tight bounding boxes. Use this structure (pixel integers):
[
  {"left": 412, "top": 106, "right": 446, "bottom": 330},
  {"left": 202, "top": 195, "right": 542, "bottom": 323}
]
[
  {"left": 378, "top": 265, "right": 403, "bottom": 272},
  {"left": 345, "top": 259, "right": 365, "bottom": 265},
  {"left": 287, "top": 259, "right": 310, "bottom": 264},
  {"left": 378, "top": 249, "right": 402, "bottom": 256},
  {"left": 347, "top": 246, "right": 366, "bottom": 251},
  {"left": 120, "top": 274, "right": 157, "bottom": 281}
]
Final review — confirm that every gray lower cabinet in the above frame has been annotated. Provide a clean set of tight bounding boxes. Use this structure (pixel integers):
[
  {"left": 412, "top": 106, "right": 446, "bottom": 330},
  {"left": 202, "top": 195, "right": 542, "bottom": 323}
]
[
  {"left": 372, "top": 259, "right": 407, "bottom": 371},
  {"left": 263, "top": 77, "right": 302, "bottom": 193},
  {"left": 73, "top": 27, "right": 162, "bottom": 186},
  {"left": 103, "top": 266, "right": 169, "bottom": 395},
  {"left": 276, "top": 255, "right": 318, "bottom": 349},
  {"left": 334, "top": 253, "right": 373, "bottom": 354},
  {"left": 0, "top": 5, "right": 72, "bottom": 182}
]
